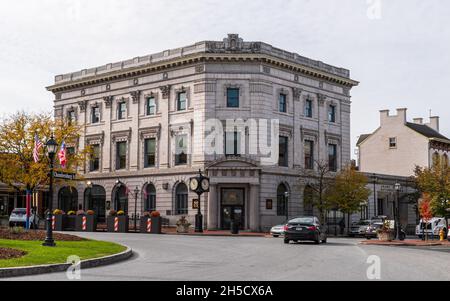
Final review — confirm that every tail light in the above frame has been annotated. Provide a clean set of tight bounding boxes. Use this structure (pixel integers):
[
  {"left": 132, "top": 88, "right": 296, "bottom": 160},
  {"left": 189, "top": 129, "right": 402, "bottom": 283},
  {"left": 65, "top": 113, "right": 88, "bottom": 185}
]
[
  {"left": 307, "top": 226, "right": 317, "bottom": 231},
  {"left": 283, "top": 225, "right": 289, "bottom": 232}
]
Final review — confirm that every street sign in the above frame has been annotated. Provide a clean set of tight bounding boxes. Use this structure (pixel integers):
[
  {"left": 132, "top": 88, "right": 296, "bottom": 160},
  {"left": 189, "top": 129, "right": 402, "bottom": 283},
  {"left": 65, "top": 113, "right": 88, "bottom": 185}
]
[{"left": 53, "top": 171, "right": 76, "bottom": 180}]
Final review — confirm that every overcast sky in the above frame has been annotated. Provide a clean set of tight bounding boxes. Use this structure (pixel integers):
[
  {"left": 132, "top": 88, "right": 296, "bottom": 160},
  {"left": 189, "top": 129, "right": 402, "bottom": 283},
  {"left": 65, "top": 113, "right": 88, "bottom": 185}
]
[{"left": 1, "top": 0, "right": 449, "bottom": 157}]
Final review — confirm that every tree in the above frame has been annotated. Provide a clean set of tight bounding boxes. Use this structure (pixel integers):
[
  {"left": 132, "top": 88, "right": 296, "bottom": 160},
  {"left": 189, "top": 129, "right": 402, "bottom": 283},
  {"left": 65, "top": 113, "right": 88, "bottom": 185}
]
[
  {"left": 0, "top": 111, "right": 89, "bottom": 215},
  {"left": 418, "top": 193, "right": 433, "bottom": 241},
  {"left": 301, "top": 160, "right": 336, "bottom": 224},
  {"left": 326, "top": 166, "right": 371, "bottom": 234},
  {"left": 414, "top": 157, "right": 450, "bottom": 220}
]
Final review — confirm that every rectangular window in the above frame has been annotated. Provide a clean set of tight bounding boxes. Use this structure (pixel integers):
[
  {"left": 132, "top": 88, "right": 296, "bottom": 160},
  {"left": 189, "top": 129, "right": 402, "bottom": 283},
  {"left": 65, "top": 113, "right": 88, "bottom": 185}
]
[
  {"left": 279, "top": 94, "right": 287, "bottom": 113},
  {"left": 146, "top": 97, "right": 156, "bottom": 116},
  {"left": 305, "top": 99, "right": 313, "bottom": 118},
  {"left": 92, "top": 107, "right": 100, "bottom": 124},
  {"left": 278, "top": 136, "right": 289, "bottom": 167},
  {"left": 328, "top": 105, "right": 336, "bottom": 123},
  {"left": 90, "top": 144, "right": 100, "bottom": 172},
  {"left": 118, "top": 102, "right": 126, "bottom": 120},
  {"left": 144, "top": 138, "right": 156, "bottom": 168},
  {"left": 389, "top": 137, "right": 397, "bottom": 148},
  {"left": 226, "top": 88, "right": 240, "bottom": 108},
  {"left": 225, "top": 131, "right": 241, "bottom": 156},
  {"left": 68, "top": 111, "right": 76, "bottom": 124},
  {"left": 304, "top": 140, "right": 314, "bottom": 170},
  {"left": 177, "top": 92, "right": 186, "bottom": 111},
  {"left": 175, "top": 135, "right": 188, "bottom": 165},
  {"left": 328, "top": 144, "right": 337, "bottom": 172},
  {"left": 116, "top": 142, "right": 127, "bottom": 170}
]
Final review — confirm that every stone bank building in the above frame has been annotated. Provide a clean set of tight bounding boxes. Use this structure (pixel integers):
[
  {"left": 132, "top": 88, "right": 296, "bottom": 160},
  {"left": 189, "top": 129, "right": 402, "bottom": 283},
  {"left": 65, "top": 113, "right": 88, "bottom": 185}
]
[{"left": 47, "top": 34, "right": 358, "bottom": 231}]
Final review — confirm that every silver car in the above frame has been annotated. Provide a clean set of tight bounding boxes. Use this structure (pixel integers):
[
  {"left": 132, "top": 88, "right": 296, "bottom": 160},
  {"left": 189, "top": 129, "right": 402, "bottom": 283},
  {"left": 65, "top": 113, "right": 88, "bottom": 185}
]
[
  {"left": 9, "top": 208, "right": 38, "bottom": 229},
  {"left": 270, "top": 224, "right": 286, "bottom": 237},
  {"left": 349, "top": 220, "right": 371, "bottom": 237}
]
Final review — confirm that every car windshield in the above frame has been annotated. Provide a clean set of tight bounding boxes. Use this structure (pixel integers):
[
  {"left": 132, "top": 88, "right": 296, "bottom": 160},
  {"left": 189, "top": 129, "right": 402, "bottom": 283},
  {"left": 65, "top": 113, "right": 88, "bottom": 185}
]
[{"left": 288, "top": 217, "right": 314, "bottom": 225}]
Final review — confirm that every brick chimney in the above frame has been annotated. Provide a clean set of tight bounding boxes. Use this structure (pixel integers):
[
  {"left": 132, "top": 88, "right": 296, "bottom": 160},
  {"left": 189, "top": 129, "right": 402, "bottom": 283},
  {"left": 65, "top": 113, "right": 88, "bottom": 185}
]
[{"left": 413, "top": 118, "right": 423, "bottom": 124}]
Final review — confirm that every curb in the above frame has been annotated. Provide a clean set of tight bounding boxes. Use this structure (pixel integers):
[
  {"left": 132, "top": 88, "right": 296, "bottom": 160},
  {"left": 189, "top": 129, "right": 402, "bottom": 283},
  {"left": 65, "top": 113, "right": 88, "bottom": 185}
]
[
  {"left": 359, "top": 241, "right": 445, "bottom": 247},
  {"left": 164, "top": 232, "right": 266, "bottom": 238},
  {"left": 0, "top": 246, "right": 133, "bottom": 279}
]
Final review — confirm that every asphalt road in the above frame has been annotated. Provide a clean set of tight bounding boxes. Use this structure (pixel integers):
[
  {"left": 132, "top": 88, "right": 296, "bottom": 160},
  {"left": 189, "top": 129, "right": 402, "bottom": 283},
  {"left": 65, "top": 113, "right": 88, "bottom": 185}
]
[{"left": 3, "top": 232, "right": 450, "bottom": 281}]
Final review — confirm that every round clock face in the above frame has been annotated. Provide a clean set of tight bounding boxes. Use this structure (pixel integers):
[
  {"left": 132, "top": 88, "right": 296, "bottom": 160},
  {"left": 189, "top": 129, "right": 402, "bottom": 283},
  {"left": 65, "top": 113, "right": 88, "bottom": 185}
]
[
  {"left": 190, "top": 178, "right": 199, "bottom": 191},
  {"left": 201, "top": 178, "right": 210, "bottom": 191}
]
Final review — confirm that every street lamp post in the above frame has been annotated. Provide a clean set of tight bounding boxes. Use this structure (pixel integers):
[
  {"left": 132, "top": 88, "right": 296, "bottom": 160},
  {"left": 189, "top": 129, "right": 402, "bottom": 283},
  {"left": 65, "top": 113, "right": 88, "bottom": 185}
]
[
  {"left": 43, "top": 135, "right": 58, "bottom": 247},
  {"left": 372, "top": 174, "right": 377, "bottom": 218},
  {"left": 86, "top": 181, "right": 93, "bottom": 211},
  {"left": 134, "top": 186, "right": 139, "bottom": 233},
  {"left": 189, "top": 170, "right": 210, "bottom": 233},
  {"left": 394, "top": 182, "right": 401, "bottom": 240}
]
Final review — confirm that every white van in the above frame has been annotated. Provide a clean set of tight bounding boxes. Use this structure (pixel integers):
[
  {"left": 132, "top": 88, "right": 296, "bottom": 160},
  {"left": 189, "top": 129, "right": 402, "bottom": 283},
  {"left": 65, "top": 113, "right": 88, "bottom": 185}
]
[{"left": 415, "top": 217, "right": 448, "bottom": 239}]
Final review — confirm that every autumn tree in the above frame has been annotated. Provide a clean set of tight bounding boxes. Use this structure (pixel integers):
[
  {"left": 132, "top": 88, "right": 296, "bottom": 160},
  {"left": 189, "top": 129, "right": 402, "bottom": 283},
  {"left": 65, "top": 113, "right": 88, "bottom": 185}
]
[
  {"left": 0, "top": 111, "right": 89, "bottom": 207},
  {"left": 326, "top": 166, "right": 371, "bottom": 234},
  {"left": 418, "top": 194, "right": 433, "bottom": 241},
  {"left": 414, "top": 157, "right": 450, "bottom": 221}
]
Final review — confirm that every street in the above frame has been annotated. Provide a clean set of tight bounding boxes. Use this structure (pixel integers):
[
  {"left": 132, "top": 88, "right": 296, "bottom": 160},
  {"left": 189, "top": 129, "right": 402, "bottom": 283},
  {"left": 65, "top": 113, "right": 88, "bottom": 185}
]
[{"left": 3, "top": 233, "right": 450, "bottom": 281}]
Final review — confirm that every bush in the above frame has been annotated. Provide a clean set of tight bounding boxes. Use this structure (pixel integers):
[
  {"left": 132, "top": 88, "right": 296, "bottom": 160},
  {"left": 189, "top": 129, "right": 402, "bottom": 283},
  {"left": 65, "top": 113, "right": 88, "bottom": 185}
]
[
  {"left": 142, "top": 211, "right": 151, "bottom": 218},
  {"left": 109, "top": 210, "right": 117, "bottom": 216},
  {"left": 86, "top": 210, "right": 95, "bottom": 216},
  {"left": 67, "top": 211, "right": 76, "bottom": 216},
  {"left": 76, "top": 210, "right": 86, "bottom": 216},
  {"left": 10, "top": 226, "right": 25, "bottom": 235},
  {"left": 117, "top": 210, "right": 125, "bottom": 216},
  {"left": 151, "top": 211, "right": 161, "bottom": 218},
  {"left": 53, "top": 209, "right": 63, "bottom": 215}
]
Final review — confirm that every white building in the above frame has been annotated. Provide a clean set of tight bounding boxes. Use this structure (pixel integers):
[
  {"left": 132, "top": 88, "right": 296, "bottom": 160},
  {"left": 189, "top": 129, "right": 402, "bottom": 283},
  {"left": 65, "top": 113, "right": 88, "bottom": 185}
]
[{"left": 47, "top": 34, "right": 358, "bottom": 231}]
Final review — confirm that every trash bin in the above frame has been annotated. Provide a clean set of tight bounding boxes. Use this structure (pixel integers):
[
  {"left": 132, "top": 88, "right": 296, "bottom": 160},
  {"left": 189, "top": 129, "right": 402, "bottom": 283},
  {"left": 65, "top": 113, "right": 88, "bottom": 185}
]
[{"left": 230, "top": 220, "right": 239, "bottom": 235}]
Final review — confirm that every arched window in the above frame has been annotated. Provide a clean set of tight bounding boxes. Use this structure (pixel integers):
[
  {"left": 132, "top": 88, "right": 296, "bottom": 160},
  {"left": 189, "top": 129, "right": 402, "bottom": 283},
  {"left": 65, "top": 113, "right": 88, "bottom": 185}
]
[
  {"left": 276, "top": 184, "right": 288, "bottom": 216},
  {"left": 432, "top": 152, "right": 440, "bottom": 166},
  {"left": 442, "top": 154, "right": 449, "bottom": 167},
  {"left": 58, "top": 187, "right": 78, "bottom": 213},
  {"left": 303, "top": 185, "right": 314, "bottom": 216},
  {"left": 175, "top": 183, "right": 188, "bottom": 215},
  {"left": 114, "top": 184, "right": 128, "bottom": 213},
  {"left": 144, "top": 184, "right": 156, "bottom": 212},
  {"left": 84, "top": 185, "right": 106, "bottom": 222}
]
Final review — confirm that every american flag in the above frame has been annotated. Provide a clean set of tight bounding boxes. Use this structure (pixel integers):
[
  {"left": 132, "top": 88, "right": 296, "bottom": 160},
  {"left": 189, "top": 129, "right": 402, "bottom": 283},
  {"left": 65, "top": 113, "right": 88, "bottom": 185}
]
[
  {"left": 58, "top": 141, "right": 67, "bottom": 169},
  {"left": 33, "top": 134, "right": 43, "bottom": 163}
]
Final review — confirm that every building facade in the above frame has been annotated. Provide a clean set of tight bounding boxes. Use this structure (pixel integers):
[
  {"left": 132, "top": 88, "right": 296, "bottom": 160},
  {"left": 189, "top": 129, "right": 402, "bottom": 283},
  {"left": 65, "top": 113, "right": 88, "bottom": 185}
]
[{"left": 48, "top": 34, "right": 358, "bottom": 231}]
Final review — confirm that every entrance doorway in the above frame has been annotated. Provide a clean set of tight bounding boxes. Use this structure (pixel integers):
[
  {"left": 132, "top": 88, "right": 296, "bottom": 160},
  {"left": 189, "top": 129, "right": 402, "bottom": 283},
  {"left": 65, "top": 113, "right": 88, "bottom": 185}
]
[
  {"left": 84, "top": 185, "right": 106, "bottom": 223},
  {"left": 220, "top": 188, "right": 245, "bottom": 230}
]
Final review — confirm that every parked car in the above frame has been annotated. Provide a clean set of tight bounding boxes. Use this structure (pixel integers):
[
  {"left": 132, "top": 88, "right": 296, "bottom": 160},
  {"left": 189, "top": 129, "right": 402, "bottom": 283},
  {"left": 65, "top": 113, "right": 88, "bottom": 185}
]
[
  {"left": 365, "top": 221, "right": 384, "bottom": 239},
  {"left": 9, "top": 208, "right": 38, "bottom": 229},
  {"left": 349, "top": 220, "right": 371, "bottom": 237},
  {"left": 416, "top": 217, "right": 448, "bottom": 239},
  {"left": 270, "top": 224, "right": 285, "bottom": 237},
  {"left": 283, "top": 216, "right": 327, "bottom": 244}
]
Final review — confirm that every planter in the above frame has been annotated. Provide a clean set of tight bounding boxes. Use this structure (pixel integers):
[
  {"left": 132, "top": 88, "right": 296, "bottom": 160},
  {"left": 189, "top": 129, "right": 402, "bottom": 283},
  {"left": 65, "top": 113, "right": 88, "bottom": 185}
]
[
  {"left": 52, "top": 214, "right": 65, "bottom": 231},
  {"left": 64, "top": 215, "right": 77, "bottom": 231},
  {"left": 140, "top": 216, "right": 152, "bottom": 233},
  {"left": 176, "top": 224, "right": 190, "bottom": 234},
  {"left": 141, "top": 216, "right": 163, "bottom": 234},
  {"left": 107, "top": 215, "right": 129, "bottom": 233},
  {"left": 378, "top": 231, "right": 395, "bottom": 241},
  {"left": 75, "top": 215, "right": 97, "bottom": 232}
]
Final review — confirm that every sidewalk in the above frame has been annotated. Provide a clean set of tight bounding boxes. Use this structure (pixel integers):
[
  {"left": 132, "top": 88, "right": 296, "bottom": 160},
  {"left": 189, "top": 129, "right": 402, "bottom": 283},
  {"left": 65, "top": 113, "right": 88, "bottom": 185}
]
[{"left": 360, "top": 239, "right": 450, "bottom": 247}]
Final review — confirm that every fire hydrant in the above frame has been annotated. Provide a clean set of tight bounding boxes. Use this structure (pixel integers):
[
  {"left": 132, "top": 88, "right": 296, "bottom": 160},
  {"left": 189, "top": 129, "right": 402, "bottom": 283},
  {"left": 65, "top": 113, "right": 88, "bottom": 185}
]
[{"left": 439, "top": 229, "right": 445, "bottom": 242}]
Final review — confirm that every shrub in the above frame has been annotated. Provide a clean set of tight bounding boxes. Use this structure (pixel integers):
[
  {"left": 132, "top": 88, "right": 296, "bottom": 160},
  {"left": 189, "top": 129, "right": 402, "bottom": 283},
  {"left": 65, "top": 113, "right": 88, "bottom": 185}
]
[
  {"left": 67, "top": 211, "right": 76, "bottom": 216},
  {"left": 76, "top": 210, "right": 86, "bottom": 216},
  {"left": 53, "top": 209, "right": 63, "bottom": 215},
  {"left": 109, "top": 209, "right": 117, "bottom": 216},
  {"left": 10, "top": 226, "right": 25, "bottom": 235},
  {"left": 86, "top": 210, "right": 95, "bottom": 216},
  {"left": 142, "top": 211, "right": 151, "bottom": 218},
  {"left": 176, "top": 216, "right": 190, "bottom": 227},
  {"left": 117, "top": 210, "right": 125, "bottom": 216},
  {"left": 151, "top": 211, "right": 161, "bottom": 218}
]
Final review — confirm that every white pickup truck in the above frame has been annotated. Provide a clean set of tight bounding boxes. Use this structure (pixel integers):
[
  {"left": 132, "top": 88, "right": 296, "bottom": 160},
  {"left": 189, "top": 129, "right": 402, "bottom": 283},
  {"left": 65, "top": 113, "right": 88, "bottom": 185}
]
[{"left": 415, "top": 217, "right": 448, "bottom": 239}]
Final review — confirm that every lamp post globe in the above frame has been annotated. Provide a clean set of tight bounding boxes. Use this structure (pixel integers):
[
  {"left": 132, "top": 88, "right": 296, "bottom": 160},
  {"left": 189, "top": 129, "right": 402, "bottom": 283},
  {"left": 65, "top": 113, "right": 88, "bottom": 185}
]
[{"left": 43, "top": 134, "right": 57, "bottom": 247}]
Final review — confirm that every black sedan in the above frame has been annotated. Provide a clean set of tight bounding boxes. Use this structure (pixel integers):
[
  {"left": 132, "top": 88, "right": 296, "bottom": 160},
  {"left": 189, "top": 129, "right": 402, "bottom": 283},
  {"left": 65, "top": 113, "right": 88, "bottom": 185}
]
[{"left": 283, "top": 216, "right": 327, "bottom": 244}]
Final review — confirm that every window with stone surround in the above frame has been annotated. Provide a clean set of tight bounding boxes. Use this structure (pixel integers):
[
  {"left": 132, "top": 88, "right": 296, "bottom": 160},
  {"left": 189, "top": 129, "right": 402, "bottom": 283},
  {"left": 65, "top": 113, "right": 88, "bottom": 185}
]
[
  {"left": 226, "top": 88, "right": 240, "bottom": 108},
  {"left": 278, "top": 136, "right": 289, "bottom": 167},
  {"left": 305, "top": 99, "right": 313, "bottom": 118},
  {"left": 118, "top": 101, "right": 127, "bottom": 120},
  {"left": 144, "top": 184, "right": 156, "bottom": 212},
  {"left": 328, "top": 143, "right": 337, "bottom": 172},
  {"left": 146, "top": 97, "right": 156, "bottom": 116},
  {"left": 279, "top": 94, "right": 287, "bottom": 113},
  {"left": 89, "top": 144, "right": 100, "bottom": 172},
  {"left": 116, "top": 141, "right": 127, "bottom": 170},
  {"left": 68, "top": 110, "right": 76, "bottom": 125},
  {"left": 175, "top": 183, "right": 188, "bottom": 215},
  {"left": 225, "top": 131, "right": 242, "bottom": 156},
  {"left": 177, "top": 92, "right": 187, "bottom": 111},
  {"left": 91, "top": 106, "right": 100, "bottom": 124},
  {"left": 144, "top": 138, "right": 156, "bottom": 168},
  {"left": 304, "top": 140, "right": 314, "bottom": 170},
  {"left": 328, "top": 105, "right": 336, "bottom": 123},
  {"left": 175, "top": 135, "right": 188, "bottom": 165}
]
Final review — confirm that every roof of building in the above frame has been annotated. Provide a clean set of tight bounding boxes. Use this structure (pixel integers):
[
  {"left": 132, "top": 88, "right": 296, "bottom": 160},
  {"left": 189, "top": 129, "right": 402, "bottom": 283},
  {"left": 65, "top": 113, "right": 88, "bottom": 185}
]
[
  {"left": 356, "top": 134, "right": 371, "bottom": 146},
  {"left": 405, "top": 122, "right": 449, "bottom": 140}
]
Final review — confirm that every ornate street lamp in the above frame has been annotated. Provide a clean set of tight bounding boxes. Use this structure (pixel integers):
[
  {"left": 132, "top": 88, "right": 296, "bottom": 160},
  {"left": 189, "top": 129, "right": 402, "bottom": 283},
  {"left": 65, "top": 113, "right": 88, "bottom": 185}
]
[
  {"left": 43, "top": 135, "right": 58, "bottom": 247},
  {"left": 189, "top": 170, "right": 210, "bottom": 233},
  {"left": 394, "top": 182, "right": 401, "bottom": 240}
]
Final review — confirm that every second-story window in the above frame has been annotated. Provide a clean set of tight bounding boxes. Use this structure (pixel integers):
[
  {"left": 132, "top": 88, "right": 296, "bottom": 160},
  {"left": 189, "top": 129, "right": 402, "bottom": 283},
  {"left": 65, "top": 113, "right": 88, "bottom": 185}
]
[
  {"left": 144, "top": 138, "right": 156, "bottom": 168},
  {"left": 68, "top": 110, "right": 76, "bottom": 124},
  {"left": 304, "top": 140, "right": 314, "bottom": 170},
  {"left": 177, "top": 92, "right": 186, "bottom": 111},
  {"left": 118, "top": 102, "right": 126, "bottom": 120},
  {"left": 90, "top": 144, "right": 100, "bottom": 172},
  {"left": 91, "top": 106, "right": 100, "bottom": 124},
  {"left": 328, "top": 105, "right": 336, "bottom": 123},
  {"left": 225, "top": 131, "right": 241, "bottom": 156},
  {"left": 305, "top": 99, "right": 313, "bottom": 118},
  {"left": 146, "top": 97, "right": 156, "bottom": 116},
  {"left": 226, "top": 88, "right": 240, "bottom": 108},
  {"left": 328, "top": 144, "right": 337, "bottom": 172},
  {"left": 279, "top": 94, "right": 287, "bottom": 113},
  {"left": 175, "top": 135, "right": 187, "bottom": 165},
  {"left": 116, "top": 141, "right": 127, "bottom": 170},
  {"left": 278, "top": 136, "right": 289, "bottom": 167},
  {"left": 389, "top": 137, "right": 397, "bottom": 148}
]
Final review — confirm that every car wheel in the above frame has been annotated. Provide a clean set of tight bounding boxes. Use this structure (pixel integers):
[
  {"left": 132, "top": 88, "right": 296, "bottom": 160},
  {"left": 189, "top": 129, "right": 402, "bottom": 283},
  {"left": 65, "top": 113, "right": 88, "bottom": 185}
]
[
  {"left": 315, "top": 234, "right": 320, "bottom": 244},
  {"left": 366, "top": 236, "right": 371, "bottom": 240},
  {"left": 321, "top": 237, "right": 327, "bottom": 244},
  {"left": 273, "top": 235, "right": 279, "bottom": 238},
  {"left": 284, "top": 239, "right": 290, "bottom": 244}
]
